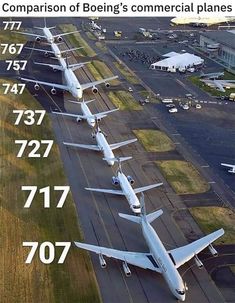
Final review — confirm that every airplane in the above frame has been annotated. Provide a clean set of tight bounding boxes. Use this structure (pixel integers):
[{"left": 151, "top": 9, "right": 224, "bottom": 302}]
[
  {"left": 74, "top": 193, "right": 224, "bottom": 301},
  {"left": 63, "top": 124, "right": 137, "bottom": 166},
  {"left": 24, "top": 42, "right": 82, "bottom": 59},
  {"left": 20, "top": 57, "right": 118, "bottom": 99},
  {"left": 90, "top": 20, "right": 102, "bottom": 31},
  {"left": 221, "top": 163, "right": 235, "bottom": 174},
  {"left": 200, "top": 71, "right": 224, "bottom": 80},
  {"left": 171, "top": 17, "right": 235, "bottom": 27},
  {"left": 52, "top": 99, "right": 119, "bottom": 128},
  {"left": 85, "top": 156, "right": 163, "bottom": 214},
  {"left": 200, "top": 79, "right": 235, "bottom": 92}
]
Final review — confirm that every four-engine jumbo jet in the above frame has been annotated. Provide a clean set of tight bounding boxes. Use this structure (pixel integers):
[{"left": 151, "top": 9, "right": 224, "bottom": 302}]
[
  {"left": 74, "top": 193, "right": 224, "bottom": 301},
  {"left": 63, "top": 125, "right": 137, "bottom": 166},
  {"left": 52, "top": 99, "right": 119, "bottom": 128},
  {"left": 221, "top": 163, "right": 235, "bottom": 174},
  {"left": 85, "top": 157, "right": 163, "bottom": 214}
]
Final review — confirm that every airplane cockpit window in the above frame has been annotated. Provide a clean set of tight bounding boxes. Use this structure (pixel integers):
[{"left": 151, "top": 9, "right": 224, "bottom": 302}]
[
  {"left": 133, "top": 205, "right": 141, "bottom": 209},
  {"left": 176, "top": 289, "right": 185, "bottom": 295}
]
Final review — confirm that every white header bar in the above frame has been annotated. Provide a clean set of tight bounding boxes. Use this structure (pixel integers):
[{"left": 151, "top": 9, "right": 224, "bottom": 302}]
[{"left": 0, "top": 0, "right": 234, "bottom": 17}]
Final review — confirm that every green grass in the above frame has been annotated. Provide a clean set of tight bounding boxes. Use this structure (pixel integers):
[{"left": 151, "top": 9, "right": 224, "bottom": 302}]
[
  {"left": 114, "top": 62, "right": 140, "bottom": 84},
  {"left": 156, "top": 160, "right": 210, "bottom": 195},
  {"left": 59, "top": 24, "right": 96, "bottom": 57},
  {"left": 108, "top": 91, "right": 143, "bottom": 110},
  {"left": 0, "top": 30, "right": 27, "bottom": 59},
  {"left": 0, "top": 78, "right": 101, "bottom": 303},
  {"left": 133, "top": 129, "right": 175, "bottom": 152},
  {"left": 87, "top": 60, "right": 120, "bottom": 85},
  {"left": 85, "top": 31, "right": 97, "bottom": 41},
  {"left": 139, "top": 90, "right": 160, "bottom": 103},
  {"left": 95, "top": 42, "right": 107, "bottom": 52},
  {"left": 190, "top": 207, "right": 235, "bottom": 244}
]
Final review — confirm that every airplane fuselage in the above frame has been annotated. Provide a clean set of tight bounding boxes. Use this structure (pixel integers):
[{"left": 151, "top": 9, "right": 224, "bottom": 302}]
[
  {"left": 81, "top": 102, "right": 95, "bottom": 127},
  {"left": 64, "top": 67, "right": 83, "bottom": 99},
  {"left": 51, "top": 42, "right": 62, "bottom": 58},
  {"left": 96, "top": 132, "right": 114, "bottom": 166},
  {"left": 142, "top": 219, "right": 186, "bottom": 301},
  {"left": 117, "top": 172, "right": 141, "bottom": 214},
  {"left": 43, "top": 27, "right": 55, "bottom": 43}
]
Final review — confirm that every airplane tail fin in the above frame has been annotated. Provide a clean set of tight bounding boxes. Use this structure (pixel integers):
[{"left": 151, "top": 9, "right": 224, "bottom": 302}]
[{"left": 68, "top": 99, "right": 95, "bottom": 105}]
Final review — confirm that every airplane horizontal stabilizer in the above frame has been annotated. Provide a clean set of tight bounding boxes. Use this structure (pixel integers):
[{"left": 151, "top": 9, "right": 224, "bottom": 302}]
[
  {"left": 119, "top": 213, "right": 141, "bottom": 224},
  {"left": 34, "top": 61, "right": 64, "bottom": 71},
  {"left": 68, "top": 99, "right": 95, "bottom": 105},
  {"left": 63, "top": 142, "right": 100, "bottom": 151},
  {"left": 110, "top": 138, "right": 137, "bottom": 150},
  {"left": 134, "top": 183, "right": 163, "bottom": 194},
  {"left": 85, "top": 188, "right": 124, "bottom": 195},
  {"left": 146, "top": 209, "right": 163, "bottom": 224}
]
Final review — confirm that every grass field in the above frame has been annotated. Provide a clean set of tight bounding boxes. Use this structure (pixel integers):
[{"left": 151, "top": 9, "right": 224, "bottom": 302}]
[
  {"left": 156, "top": 160, "right": 210, "bottom": 194},
  {"left": 133, "top": 129, "right": 175, "bottom": 152},
  {"left": 114, "top": 62, "right": 140, "bottom": 84},
  {"left": 0, "top": 78, "right": 101, "bottom": 303},
  {"left": 95, "top": 42, "right": 107, "bottom": 52},
  {"left": 0, "top": 30, "right": 27, "bottom": 60},
  {"left": 59, "top": 24, "right": 96, "bottom": 57},
  {"left": 85, "top": 31, "right": 96, "bottom": 40},
  {"left": 108, "top": 91, "right": 143, "bottom": 110},
  {"left": 190, "top": 207, "right": 235, "bottom": 244},
  {"left": 139, "top": 90, "right": 160, "bottom": 103},
  {"left": 87, "top": 60, "right": 120, "bottom": 85}
]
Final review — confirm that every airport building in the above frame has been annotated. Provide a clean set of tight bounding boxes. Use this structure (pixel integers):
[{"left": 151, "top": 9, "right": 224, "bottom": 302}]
[
  {"left": 200, "top": 31, "right": 235, "bottom": 68},
  {"left": 150, "top": 52, "right": 204, "bottom": 72}
]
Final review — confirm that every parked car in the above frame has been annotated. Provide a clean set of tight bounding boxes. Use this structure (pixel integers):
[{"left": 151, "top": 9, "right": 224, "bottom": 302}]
[
  {"left": 169, "top": 108, "right": 178, "bottom": 113},
  {"left": 196, "top": 104, "right": 202, "bottom": 109},
  {"left": 166, "top": 103, "right": 176, "bottom": 108}
]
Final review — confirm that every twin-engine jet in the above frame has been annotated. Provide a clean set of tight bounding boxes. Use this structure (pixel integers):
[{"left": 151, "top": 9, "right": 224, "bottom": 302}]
[
  {"left": 74, "top": 193, "right": 224, "bottom": 301},
  {"left": 52, "top": 99, "right": 119, "bottom": 128},
  {"left": 85, "top": 157, "right": 163, "bottom": 214},
  {"left": 63, "top": 125, "right": 137, "bottom": 166},
  {"left": 221, "top": 163, "right": 235, "bottom": 174},
  {"left": 21, "top": 57, "right": 118, "bottom": 99}
]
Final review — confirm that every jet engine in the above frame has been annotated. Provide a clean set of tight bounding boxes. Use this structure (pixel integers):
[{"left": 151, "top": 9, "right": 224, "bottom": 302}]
[
  {"left": 92, "top": 86, "right": 98, "bottom": 94},
  {"left": 34, "top": 83, "right": 40, "bottom": 90},
  {"left": 194, "top": 255, "right": 203, "bottom": 269},
  {"left": 51, "top": 88, "right": 57, "bottom": 95},
  {"left": 105, "top": 82, "right": 110, "bottom": 88},
  {"left": 35, "top": 36, "right": 41, "bottom": 42},
  {"left": 76, "top": 117, "right": 82, "bottom": 123},
  {"left": 44, "top": 52, "right": 49, "bottom": 57},
  {"left": 98, "top": 254, "right": 106, "bottom": 268},
  {"left": 57, "top": 36, "right": 63, "bottom": 42},
  {"left": 127, "top": 176, "right": 134, "bottom": 185},
  {"left": 112, "top": 176, "right": 119, "bottom": 186},
  {"left": 208, "top": 244, "right": 218, "bottom": 257},
  {"left": 122, "top": 262, "right": 131, "bottom": 277}
]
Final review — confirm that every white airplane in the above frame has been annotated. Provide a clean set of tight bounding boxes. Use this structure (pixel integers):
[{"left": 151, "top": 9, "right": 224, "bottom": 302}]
[
  {"left": 171, "top": 17, "right": 235, "bottom": 27},
  {"left": 201, "top": 79, "right": 235, "bottom": 92},
  {"left": 25, "top": 42, "right": 82, "bottom": 59},
  {"left": 90, "top": 20, "right": 102, "bottom": 31},
  {"left": 21, "top": 57, "right": 118, "bottom": 99},
  {"left": 200, "top": 71, "right": 224, "bottom": 80},
  {"left": 74, "top": 193, "right": 224, "bottom": 301},
  {"left": 63, "top": 125, "right": 137, "bottom": 166},
  {"left": 85, "top": 157, "right": 163, "bottom": 214},
  {"left": 52, "top": 99, "right": 119, "bottom": 128},
  {"left": 221, "top": 163, "right": 235, "bottom": 174}
]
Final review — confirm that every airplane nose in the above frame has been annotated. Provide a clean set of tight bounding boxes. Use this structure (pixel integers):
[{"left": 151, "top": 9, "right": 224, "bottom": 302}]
[{"left": 108, "top": 160, "right": 114, "bottom": 166}]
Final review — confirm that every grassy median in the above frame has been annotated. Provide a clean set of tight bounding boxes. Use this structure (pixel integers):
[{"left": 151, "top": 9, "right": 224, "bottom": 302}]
[
  {"left": 0, "top": 30, "right": 27, "bottom": 60},
  {"left": 114, "top": 62, "right": 139, "bottom": 84},
  {"left": 108, "top": 90, "right": 143, "bottom": 110},
  {"left": 190, "top": 207, "right": 235, "bottom": 244},
  {"left": 59, "top": 24, "right": 96, "bottom": 57},
  {"left": 0, "top": 78, "right": 101, "bottom": 303},
  {"left": 87, "top": 60, "right": 120, "bottom": 85},
  {"left": 133, "top": 129, "right": 175, "bottom": 152},
  {"left": 156, "top": 160, "right": 210, "bottom": 194}
]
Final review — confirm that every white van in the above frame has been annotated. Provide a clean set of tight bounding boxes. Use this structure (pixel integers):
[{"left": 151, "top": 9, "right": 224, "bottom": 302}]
[
  {"left": 162, "top": 98, "right": 173, "bottom": 104},
  {"left": 229, "top": 93, "right": 235, "bottom": 101}
]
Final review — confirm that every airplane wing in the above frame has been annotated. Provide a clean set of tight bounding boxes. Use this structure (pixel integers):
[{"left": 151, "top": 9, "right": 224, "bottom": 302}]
[
  {"left": 54, "top": 31, "right": 80, "bottom": 38},
  {"left": 63, "top": 142, "right": 100, "bottom": 151},
  {"left": 13, "top": 31, "right": 45, "bottom": 38},
  {"left": 52, "top": 112, "right": 84, "bottom": 119},
  {"left": 20, "top": 78, "right": 68, "bottom": 91},
  {"left": 74, "top": 242, "right": 162, "bottom": 272},
  {"left": 134, "top": 183, "right": 163, "bottom": 194},
  {"left": 69, "top": 62, "right": 90, "bottom": 71},
  {"left": 24, "top": 47, "right": 54, "bottom": 54},
  {"left": 110, "top": 138, "right": 137, "bottom": 150},
  {"left": 85, "top": 187, "right": 125, "bottom": 195},
  {"left": 168, "top": 229, "right": 224, "bottom": 268},
  {"left": 61, "top": 47, "right": 83, "bottom": 54},
  {"left": 221, "top": 163, "right": 235, "bottom": 168},
  {"left": 34, "top": 62, "right": 64, "bottom": 71},
  {"left": 81, "top": 76, "right": 118, "bottom": 91},
  {"left": 94, "top": 108, "right": 119, "bottom": 120}
]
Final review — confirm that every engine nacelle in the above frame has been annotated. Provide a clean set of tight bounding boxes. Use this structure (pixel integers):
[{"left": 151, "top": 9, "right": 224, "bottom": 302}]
[
  {"left": 35, "top": 36, "right": 41, "bottom": 42},
  {"left": 105, "top": 82, "right": 110, "bottom": 88},
  {"left": 122, "top": 262, "right": 131, "bottom": 277},
  {"left": 208, "top": 244, "right": 218, "bottom": 257},
  {"left": 92, "top": 86, "right": 98, "bottom": 94},
  {"left": 76, "top": 117, "right": 82, "bottom": 123},
  {"left": 194, "top": 255, "right": 203, "bottom": 269},
  {"left": 57, "top": 36, "right": 63, "bottom": 42},
  {"left": 127, "top": 175, "right": 134, "bottom": 185},
  {"left": 51, "top": 88, "right": 57, "bottom": 95},
  {"left": 91, "top": 132, "right": 96, "bottom": 138},
  {"left": 112, "top": 176, "right": 119, "bottom": 186},
  {"left": 97, "top": 117, "right": 101, "bottom": 122},
  {"left": 34, "top": 83, "right": 40, "bottom": 91},
  {"left": 44, "top": 52, "right": 49, "bottom": 57},
  {"left": 99, "top": 254, "right": 106, "bottom": 268}
]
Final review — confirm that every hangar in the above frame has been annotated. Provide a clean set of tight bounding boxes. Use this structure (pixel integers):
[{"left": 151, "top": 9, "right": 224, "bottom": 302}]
[{"left": 150, "top": 52, "right": 204, "bottom": 72}]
